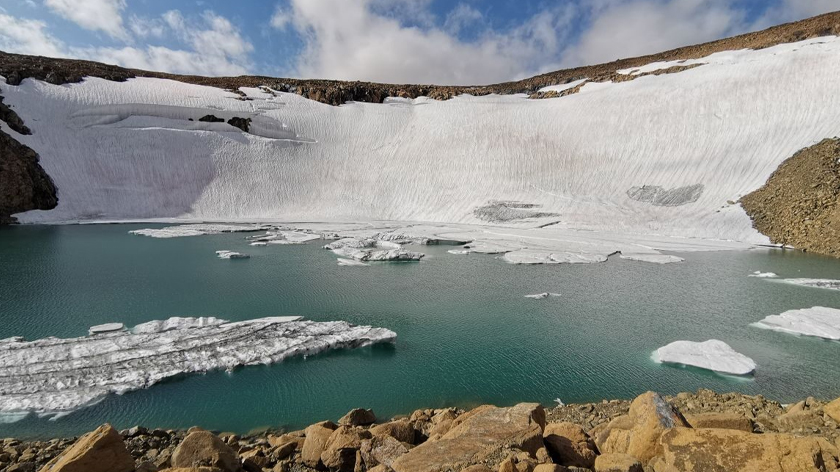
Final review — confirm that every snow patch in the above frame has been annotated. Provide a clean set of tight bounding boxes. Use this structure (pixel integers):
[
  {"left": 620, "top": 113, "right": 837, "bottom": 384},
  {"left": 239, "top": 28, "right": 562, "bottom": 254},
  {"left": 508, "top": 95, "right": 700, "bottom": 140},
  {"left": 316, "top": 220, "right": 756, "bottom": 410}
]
[{"left": 653, "top": 339, "right": 756, "bottom": 376}]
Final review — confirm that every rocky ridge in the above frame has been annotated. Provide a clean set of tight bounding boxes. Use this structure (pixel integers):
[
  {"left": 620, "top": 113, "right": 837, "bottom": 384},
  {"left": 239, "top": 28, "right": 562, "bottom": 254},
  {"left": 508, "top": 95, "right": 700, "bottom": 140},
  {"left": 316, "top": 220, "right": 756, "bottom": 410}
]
[
  {"left": 741, "top": 137, "right": 840, "bottom": 257},
  {"left": 3, "top": 390, "right": 840, "bottom": 472},
  {"left": 0, "top": 90, "right": 57, "bottom": 224},
  {"left": 0, "top": 12, "right": 838, "bottom": 107}
]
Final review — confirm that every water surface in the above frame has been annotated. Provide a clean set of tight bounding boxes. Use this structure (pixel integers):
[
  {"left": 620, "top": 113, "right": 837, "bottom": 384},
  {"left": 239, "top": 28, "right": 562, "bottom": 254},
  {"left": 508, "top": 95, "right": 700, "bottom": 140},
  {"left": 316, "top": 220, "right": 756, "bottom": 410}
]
[{"left": 1, "top": 224, "right": 839, "bottom": 438}]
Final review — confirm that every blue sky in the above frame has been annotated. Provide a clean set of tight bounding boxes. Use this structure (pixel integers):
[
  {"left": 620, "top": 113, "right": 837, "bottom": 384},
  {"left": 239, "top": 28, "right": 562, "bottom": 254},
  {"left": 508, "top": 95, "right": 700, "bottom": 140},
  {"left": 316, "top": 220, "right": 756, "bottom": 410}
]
[{"left": 0, "top": 0, "right": 837, "bottom": 85}]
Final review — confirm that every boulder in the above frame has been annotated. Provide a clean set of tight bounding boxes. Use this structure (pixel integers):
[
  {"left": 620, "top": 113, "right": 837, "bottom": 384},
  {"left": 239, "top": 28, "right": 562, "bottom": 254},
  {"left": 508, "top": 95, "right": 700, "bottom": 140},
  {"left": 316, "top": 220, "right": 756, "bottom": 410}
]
[
  {"left": 824, "top": 397, "right": 840, "bottom": 424},
  {"left": 360, "top": 435, "right": 410, "bottom": 468},
  {"left": 594, "top": 453, "right": 642, "bottom": 472},
  {"left": 339, "top": 409, "right": 377, "bottom": 426},
  {"left": 654, "top": 428, "right": 840, "bottom": 472},
  {"left": 39, "top": 424, "right": 135, "bottom": 472},
  {"left": 371, "top": 420, "right": 416, "bottom": 444},
  {"left": 321, "top": 426, "right": 370, "bottom": 471},
  {"left": 301, "top": 421, "right": 338, "bottom": 468},
  {"left": 391, "top": 403, "right": 545, "bottom": 472},
  {"left": 171, "top": 430, "right": 240, "bottom": 472},
  {"left": 595, "top": 392, "right": 688, "bottom": 464},
  {"left": 543, "top": 422, "right": 597, "bottom": 468},
  {"left": 683, "top": 413, "right": 753, "bottom": 432},
  {"left": 160, "top": 469, "right": 224, "bottom": 472},
  {"left": 532, "top": 465, "right": 566, "bottom": 472}
]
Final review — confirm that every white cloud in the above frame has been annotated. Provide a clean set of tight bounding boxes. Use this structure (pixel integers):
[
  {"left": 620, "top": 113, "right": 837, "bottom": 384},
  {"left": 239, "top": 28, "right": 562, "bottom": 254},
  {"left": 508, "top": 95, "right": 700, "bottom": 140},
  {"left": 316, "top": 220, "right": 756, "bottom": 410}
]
[
  {"left": 44, "top": 0, "right": 129, "bottom": 40},
  {"left": 444, "top": 3, "right": 484, "bottom": 34},
  {"left": 282, "top": 0, "right": 575, "bottom": 85},
  {"left": 128, "top": 15, "right": 167, "bottom": 39},
  {"left": 755, "top": 0, "right": 840, "bottom": 28},
  {"left": 0, "top": 10, "right": 253, "bottom": 77},
  {"left": 0, "top": 13, "right": 67, "bottom": 58},
  {"left": 270, "top": 5, "right": 293, "bottom": 31},
  {"left": 563, "top": 0, "right": 746, "bottom": 66}
]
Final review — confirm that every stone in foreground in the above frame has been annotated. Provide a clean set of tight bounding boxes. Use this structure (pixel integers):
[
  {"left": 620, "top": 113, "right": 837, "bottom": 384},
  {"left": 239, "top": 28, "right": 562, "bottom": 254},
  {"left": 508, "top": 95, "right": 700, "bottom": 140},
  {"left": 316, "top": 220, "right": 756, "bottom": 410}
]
[
  {"left": 653, "top": 428, "right": 840, "bottom": 472},
  {"left": 39, "top": 424, "right": 134, "bottom": 472},
  {"left": 171, "top": 431, "right": 240, "bottom": 472},
  {"left": 391, "top": 403, "right": 545, "bottom": 472},
  {"left": 652, "top": 339, "right": 757, "bottom": 376},
  {"left": 595, "top": 392, "right": 689, "bottom": 464}
]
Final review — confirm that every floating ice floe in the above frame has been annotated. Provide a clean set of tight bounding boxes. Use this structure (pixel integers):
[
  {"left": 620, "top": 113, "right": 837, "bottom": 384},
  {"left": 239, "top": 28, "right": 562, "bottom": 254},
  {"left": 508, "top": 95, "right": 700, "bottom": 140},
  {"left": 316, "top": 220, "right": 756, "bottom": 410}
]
[
  {"left": 216, "top": 250, "right": 249, "bottom": 259},
  {"left": 324, "top": 238, "right": 424, "bottom": 262},
  {"left": 652, "top": 340, "right": 757, "bottom": 376},
  {"left": 337, "top": 258, "right": 370, "bottom": 267},
  {"left": 752, "top": 306, "right": 840, "bottom": 340},
  {"left": 775, "top": 279, "right": 840, "bottom": 291},
  {"left": 88, "top": 323, "right": 125, "bottom": 335},
  {"left": 524, "top": 293, "right": 561, "bottom": 299},
  {"left": 129, "top": 224, "right": 270, "bottom": 238},
  {"left": 447, "top": 249, "right": 471, "bottom": 255},
  {"left": 249, "top": 230, "right": 321, "bottom": 245},
  {"left": 0, "top": 316, "right": 396, "bottom": 420},
  {"left": 749, "top": 271, "right": 778, "bottom": 278},
  {"left": 504, "top": 250, "right": 608, "bottom": 265},
  {"left": 620, "top": 253, "right": 685, "bottom": 264}
]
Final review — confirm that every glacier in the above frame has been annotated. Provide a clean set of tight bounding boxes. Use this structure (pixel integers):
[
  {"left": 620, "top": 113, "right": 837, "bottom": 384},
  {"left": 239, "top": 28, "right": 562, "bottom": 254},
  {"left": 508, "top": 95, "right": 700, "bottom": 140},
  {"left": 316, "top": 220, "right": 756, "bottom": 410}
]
[
  {"left": 752, "top": 307, "right": 840, "bottom": 340},
  {"left": 652, "top": 339, "right": 757, "bottom": 376},
  {"left": 5, "top": 37, "right": 840, "bottom": 261},
  {"left": 0, "top": 316, "right": 396, "bottom": 421}
]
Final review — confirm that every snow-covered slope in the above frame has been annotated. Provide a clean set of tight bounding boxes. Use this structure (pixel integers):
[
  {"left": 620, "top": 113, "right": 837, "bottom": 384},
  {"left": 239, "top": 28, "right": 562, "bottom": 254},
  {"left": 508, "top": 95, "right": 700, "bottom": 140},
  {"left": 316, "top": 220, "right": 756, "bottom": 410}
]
[{"left": 4, "top": 37, "right": 840, "bottom": 247}]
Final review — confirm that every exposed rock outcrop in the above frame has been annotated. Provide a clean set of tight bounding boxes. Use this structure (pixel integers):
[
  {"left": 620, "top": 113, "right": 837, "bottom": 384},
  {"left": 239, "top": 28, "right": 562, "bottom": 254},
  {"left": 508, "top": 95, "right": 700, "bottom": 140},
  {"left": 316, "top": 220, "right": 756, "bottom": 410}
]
[
  {"left": 170, "top": 430, "right": 240, "bottom": 472},
  {"left": 742, "top": 137, "right": 840, "bottom": 257},
  {"left": 38, "top": 424, "right": 134, "bottom": 472},
  {"left": 0, "top": 115, "right": 57, "bottom": 224}
]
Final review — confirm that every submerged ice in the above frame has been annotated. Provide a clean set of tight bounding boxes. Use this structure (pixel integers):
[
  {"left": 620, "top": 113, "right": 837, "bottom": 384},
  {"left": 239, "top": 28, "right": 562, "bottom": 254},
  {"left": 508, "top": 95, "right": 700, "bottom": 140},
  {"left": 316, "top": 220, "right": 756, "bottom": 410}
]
[
  {"left": 0, "top": 316, "right": 396, "bottom": 420},
  {"left": 652, "top": 339, "right": 757, "bottom": 376}
]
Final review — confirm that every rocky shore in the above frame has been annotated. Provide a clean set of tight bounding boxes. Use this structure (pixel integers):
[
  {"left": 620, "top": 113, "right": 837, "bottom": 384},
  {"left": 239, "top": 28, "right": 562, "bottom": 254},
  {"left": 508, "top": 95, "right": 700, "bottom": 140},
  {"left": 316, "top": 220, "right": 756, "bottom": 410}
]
[{"left": 4, "top": 389, "right": 840, "bottom": 472}]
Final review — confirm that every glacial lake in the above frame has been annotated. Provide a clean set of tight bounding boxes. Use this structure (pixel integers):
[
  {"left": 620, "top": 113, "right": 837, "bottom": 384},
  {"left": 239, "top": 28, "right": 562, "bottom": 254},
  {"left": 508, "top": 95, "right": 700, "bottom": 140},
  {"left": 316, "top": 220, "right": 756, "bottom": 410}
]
[{"left": 1, "top": 223, "right": 839, "bottom": 438}]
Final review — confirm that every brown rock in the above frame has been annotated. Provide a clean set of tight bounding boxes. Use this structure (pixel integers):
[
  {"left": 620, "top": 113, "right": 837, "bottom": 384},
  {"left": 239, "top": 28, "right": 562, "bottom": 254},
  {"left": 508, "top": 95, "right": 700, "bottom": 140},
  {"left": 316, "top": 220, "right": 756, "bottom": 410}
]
[
  {"left": 824, "top": 397, "right": 840, "bottom": 424},
  {"left": 160, "top": 468, "right": 224, "bottom": 472},
  {"left": 301, "top": 421, "right": 338, "bottom": 468},
  {"left": 543, "top": 422, "right": 597, "bottom": 468},
  {"left": 39, "top": 424, "right": 134, "bottom": 472},
  {"left": 339, "top": 409, "right": 377, "bottom": 426},
  {"left": 360, "top": 435, "right": 409, "bottom": 468},
  {"left": 321, "top": 426, "right": 370, "bottom": 471},
  {"left": 171, "top": 430, "right": 240, "bottom": 472},
  {"left": 461, "top": 466, "right": 494, "bottom": 472},
  {"left": 596, "top": 392, "right": 688, "bottom": 464},
  {"left": 683, "top": 412, "right": 753, "bottom": 432},
  {"left": 532, "top": 465, "right": 566, "bottom": 472},
  {"left": 391, "top": 403, "right": 545, "bottom": 472},
  {"left": 655, "top": 427, "right": 840, "bottom": 472},
  {"left": 370, "top": 421, "right": 416, "bottom": 444},
  {"left": 594, "top": 453, "right": 642, "bottom": 472}
]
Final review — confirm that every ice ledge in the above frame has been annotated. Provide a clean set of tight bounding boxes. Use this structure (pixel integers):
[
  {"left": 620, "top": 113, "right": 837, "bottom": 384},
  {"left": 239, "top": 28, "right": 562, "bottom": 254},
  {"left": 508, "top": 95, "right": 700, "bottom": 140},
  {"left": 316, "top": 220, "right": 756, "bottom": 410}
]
[{"left": 0, "top": 316, "right": 396, "bottom": 421}]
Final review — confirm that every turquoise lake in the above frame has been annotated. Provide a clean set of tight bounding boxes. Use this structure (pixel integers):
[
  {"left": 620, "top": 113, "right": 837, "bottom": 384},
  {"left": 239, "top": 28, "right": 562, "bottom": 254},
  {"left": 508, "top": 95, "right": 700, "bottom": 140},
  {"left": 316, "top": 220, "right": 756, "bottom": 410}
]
[{"left": 1, "top": 223, "right": 839, "bottom": 439}]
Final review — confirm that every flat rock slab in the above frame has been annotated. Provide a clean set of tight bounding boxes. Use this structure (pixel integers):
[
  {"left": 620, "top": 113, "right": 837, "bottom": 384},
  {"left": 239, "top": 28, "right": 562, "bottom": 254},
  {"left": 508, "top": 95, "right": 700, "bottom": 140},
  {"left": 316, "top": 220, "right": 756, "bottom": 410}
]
[
  {"left": 391, "top": 403, "right": 545, "bottom": 472},
  {"left": 654, "top": 428, "right": 840, "bottom": 472}
]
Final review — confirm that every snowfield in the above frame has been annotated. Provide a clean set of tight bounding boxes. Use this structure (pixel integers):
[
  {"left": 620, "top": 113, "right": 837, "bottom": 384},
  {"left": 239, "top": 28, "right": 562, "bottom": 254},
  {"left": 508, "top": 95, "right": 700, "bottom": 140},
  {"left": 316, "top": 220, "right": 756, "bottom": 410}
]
[
  {"left": 0, "top": 316, "right": 396, "bottom": 421},
  {"left": 4, "top": 37, "right": 840, "bottom": 261}
]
